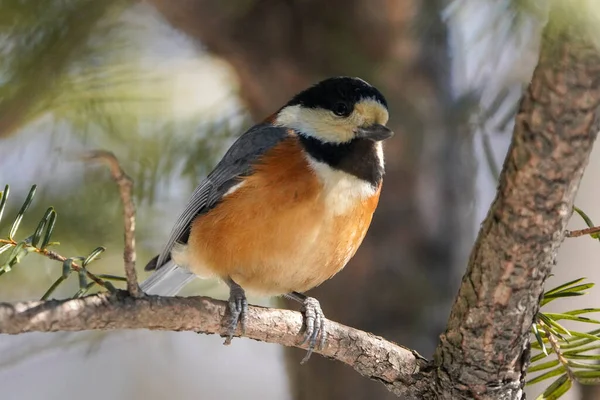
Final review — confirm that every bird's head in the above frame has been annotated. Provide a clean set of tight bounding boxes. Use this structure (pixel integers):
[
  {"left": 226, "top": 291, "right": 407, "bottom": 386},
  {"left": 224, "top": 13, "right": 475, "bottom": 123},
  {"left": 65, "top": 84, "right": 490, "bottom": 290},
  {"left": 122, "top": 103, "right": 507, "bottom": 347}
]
[{"left": 274, "top": 77, "right": 393, "bottom": 144}]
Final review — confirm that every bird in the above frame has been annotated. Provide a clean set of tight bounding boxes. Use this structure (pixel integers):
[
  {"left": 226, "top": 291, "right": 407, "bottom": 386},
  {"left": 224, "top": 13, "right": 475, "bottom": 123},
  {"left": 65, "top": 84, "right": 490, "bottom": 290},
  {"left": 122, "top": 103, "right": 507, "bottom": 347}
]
[{"left": 141, "top": 76, "right": 393, "bottom": 363}]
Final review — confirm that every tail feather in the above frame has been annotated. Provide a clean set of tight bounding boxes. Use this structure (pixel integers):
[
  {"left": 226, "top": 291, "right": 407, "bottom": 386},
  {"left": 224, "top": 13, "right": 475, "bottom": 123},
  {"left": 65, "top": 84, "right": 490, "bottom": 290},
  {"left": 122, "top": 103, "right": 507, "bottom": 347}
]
[{"left": 140, "top": 260, "right": 196, "bottom": 296}]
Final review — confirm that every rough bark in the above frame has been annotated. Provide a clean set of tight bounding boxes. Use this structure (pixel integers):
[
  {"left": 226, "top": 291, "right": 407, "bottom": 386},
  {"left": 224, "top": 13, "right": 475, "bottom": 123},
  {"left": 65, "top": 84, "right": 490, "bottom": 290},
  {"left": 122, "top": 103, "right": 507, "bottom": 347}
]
[
  {"left": 0, "top": 292, "right": 432, "bottom": 398},
  {"left": 143, "top": 1, "right": 470, "bottom": 398},
  {"left": 431, "top": 23, "right": 600, "bottom": 399}
]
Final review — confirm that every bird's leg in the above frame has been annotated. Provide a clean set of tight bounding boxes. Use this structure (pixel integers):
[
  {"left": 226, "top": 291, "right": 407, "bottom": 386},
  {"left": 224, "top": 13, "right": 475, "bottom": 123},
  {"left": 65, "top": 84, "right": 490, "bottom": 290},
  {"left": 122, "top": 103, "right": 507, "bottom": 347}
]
[
  {"left": 224, "top": 278, "right": 248, "bottom": 345},
  {"left": 285, "top": 291, "right": 327, "bottom": 364}
]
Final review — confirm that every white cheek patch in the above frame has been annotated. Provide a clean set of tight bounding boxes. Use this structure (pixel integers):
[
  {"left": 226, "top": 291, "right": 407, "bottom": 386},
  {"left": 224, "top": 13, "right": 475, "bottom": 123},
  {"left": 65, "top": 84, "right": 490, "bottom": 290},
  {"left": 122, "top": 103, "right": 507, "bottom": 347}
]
[
  {"left": 275, "top": 105, "right": 354, "bottom": 143},
  {"left": 306, "top": 156, "right": 378, "bottom": 215},
  {"left": 274, "top": 105, "right": 303, "bottom": 130},
  {"left": 275, "top": 101, "right": 390, "bottom": 145}
]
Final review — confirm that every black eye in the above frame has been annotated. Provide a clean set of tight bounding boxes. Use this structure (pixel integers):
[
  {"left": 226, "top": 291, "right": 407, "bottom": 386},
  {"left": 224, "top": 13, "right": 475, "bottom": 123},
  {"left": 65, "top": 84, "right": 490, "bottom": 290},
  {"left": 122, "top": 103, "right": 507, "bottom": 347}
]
[{"left": 332, "top": 102, "right": 351, "bottom": 117}]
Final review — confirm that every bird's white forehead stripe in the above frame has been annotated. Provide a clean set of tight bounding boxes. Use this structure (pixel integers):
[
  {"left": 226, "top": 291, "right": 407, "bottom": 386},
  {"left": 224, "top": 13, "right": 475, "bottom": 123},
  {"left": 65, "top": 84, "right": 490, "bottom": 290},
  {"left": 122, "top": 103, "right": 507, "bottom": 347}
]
[{"left": 274, "top": 105, "right": 354, "bottom": 143}]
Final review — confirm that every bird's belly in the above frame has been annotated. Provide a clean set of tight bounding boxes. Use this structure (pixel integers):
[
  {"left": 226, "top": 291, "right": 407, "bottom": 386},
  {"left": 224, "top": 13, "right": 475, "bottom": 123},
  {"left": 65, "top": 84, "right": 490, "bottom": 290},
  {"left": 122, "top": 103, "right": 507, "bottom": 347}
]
[
  {"left": 182, "top": 138, "right": 381, "bottom": 296},
  {"left": 185, "top": 184, "right": 379, "bottom": 296},
  {"left": 227, "top": 209, "right": 373, "bottom": 295},
  {"left": 186, "top": 197, "right": 372, "bottom": 295}
]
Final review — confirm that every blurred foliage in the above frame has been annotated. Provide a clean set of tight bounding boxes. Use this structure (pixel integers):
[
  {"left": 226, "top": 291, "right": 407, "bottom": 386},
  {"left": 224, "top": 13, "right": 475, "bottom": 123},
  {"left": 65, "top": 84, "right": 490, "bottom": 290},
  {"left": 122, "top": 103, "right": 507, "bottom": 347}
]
[
  {"left": 0, "top": 0, "right": 248, "bottom": 301},
  {"left": 0, "top": 184, "right": 121, "bottom": 299},
  {"left": 0, "top": 0, "right": 247, "bottom": 196},
  {"left": 0, "top": 0, "right": 130, "bottom": 137}
]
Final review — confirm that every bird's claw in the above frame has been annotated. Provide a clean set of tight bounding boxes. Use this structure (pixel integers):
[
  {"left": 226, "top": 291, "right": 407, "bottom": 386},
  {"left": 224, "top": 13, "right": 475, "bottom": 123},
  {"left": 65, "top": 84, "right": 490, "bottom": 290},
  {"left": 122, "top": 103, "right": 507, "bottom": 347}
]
[
  {"left": 300, "top": 296, "right": 327, "bottom": 364},
  {"left": 224, "top": 283, "right": 247, "bottom": 345}
]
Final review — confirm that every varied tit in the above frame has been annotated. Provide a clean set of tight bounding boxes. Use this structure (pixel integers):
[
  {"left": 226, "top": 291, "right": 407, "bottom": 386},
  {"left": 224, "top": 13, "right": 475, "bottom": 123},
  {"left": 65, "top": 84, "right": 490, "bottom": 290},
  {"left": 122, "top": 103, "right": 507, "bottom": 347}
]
[{"left": 142, "top": 76, "right": 393, "bottom": 362}]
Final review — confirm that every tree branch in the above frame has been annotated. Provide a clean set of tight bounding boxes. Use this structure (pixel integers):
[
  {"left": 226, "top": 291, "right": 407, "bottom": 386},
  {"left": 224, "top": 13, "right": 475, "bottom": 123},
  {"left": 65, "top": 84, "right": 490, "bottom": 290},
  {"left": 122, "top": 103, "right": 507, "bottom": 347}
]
[
  {"left": 0, "top": 293, "right": 432, "bottom": 398},
  {"left": 82, "top": 150, "right": 140, "bottom": 297},
  {"left": 432, "top": 15, "right": 600, "bottom": 400},
  {"left": 0, "top": 237, "right": 115, "bottom": 292},
  {"left": 566, "top": 225, "right": 600, "bottom": 238}
]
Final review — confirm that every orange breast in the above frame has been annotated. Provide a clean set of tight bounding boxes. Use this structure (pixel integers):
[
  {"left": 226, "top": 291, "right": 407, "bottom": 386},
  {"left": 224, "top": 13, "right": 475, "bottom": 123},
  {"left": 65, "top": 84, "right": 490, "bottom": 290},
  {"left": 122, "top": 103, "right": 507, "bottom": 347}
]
[{"left": 186, "top": 137, "right": 381, "bottom": 295}]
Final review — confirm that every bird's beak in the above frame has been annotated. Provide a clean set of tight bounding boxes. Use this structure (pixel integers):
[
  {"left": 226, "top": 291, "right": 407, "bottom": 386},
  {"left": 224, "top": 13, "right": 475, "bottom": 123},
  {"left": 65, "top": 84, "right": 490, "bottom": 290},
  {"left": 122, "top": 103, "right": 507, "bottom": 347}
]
[{"left": 354, "top": 124, "right": 394, "bottom": 141}]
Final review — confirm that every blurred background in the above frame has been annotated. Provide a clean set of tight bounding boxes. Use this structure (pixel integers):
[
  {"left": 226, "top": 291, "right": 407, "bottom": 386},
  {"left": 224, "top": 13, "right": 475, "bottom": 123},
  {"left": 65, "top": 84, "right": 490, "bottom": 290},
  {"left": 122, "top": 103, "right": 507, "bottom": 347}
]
[{"left": 0, "top": 0, "right": 599, "bottom": 399}]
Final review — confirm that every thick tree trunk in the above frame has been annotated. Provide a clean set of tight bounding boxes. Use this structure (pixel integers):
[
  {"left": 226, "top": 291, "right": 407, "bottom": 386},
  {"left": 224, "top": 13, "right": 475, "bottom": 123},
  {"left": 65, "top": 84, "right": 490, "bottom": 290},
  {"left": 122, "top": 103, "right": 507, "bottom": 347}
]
[
  {"left": 146, "top": 0, "right": 473, "bottom": 398},
  {"left": 431, "top": 15, "right": 600, "bottom": 398}
]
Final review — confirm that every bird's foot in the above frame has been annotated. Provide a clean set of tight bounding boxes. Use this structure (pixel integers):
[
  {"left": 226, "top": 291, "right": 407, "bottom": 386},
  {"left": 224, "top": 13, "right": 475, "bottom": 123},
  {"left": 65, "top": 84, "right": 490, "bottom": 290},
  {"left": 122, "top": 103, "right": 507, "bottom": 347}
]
[
  {"left": 300, "top": 296, "right": 327, "bottom": 363},
  {"left": 224, "top": 279, "right": 247, "bottom": 345},
  {"left": 286, "top": 292, "right": 327, "bottom": 364}
]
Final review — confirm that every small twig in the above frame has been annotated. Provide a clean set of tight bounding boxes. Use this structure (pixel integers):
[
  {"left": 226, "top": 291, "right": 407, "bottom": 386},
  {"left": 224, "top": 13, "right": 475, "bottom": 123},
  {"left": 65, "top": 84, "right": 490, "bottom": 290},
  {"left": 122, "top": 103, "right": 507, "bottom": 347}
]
[
  {"left": 81, "top": 150, "right": 140, "bottom": 297},
  {"left": 0, "top": 238, "right": 112, "bottom": 291},
  {"left": 41, "top": 249, "right": 110, "bottom": 290},
  {"left": 566, "top": 226, "right": 600, "bottom": 238}
]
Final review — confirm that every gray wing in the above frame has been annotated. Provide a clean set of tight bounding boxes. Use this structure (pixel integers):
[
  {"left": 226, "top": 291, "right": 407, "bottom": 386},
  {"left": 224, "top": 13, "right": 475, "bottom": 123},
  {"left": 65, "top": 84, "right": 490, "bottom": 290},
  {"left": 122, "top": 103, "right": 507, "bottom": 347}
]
[{"left": 147, "top": 123, "right": 290, "bottom": 271}]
